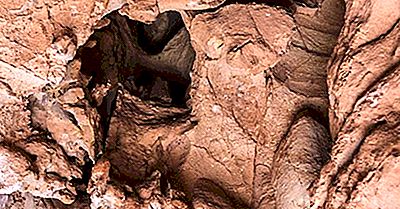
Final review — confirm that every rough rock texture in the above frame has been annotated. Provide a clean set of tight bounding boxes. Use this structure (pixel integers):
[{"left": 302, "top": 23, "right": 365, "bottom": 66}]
[
  {"left": 311, "top": 0, "right": 400, "bottom": 208},
  {"left": 0, "top": 0, "right": 399, "bottom": 208},
  {"left": 88, "top": 159, "right": 188, "bottom": 209}
]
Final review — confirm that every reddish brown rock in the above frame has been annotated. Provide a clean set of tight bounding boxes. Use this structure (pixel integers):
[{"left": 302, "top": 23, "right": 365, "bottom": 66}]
[{"left": 0, "top": 0, "right": 398, "bottom": 208}]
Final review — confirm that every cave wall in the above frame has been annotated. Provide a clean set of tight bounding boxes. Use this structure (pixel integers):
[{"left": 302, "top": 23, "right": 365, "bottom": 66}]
[{"left": 0, "top": 0, "right": 399, "bottom": 208}]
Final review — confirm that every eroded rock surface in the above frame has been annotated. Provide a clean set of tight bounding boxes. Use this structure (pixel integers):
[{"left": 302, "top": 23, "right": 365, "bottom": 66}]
[
  {"left": 0, "top": 0, "right": 399, "bottom": 208},
  {"left": 311, "top": 0, "right": 400, "bottom": 208}
]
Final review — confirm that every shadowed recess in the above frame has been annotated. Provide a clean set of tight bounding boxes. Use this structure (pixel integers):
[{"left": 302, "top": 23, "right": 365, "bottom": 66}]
[{"left": 74, "top": 10, "right": 195, "bottom": 156}]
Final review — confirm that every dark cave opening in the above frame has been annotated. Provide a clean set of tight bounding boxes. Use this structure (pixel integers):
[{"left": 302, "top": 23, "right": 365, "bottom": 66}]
[
  {"left": 75, "top": 9, "right": 195, "bottom": 152},
  {"left": 78, "top": 11, "right": 194, "bottom": 107},
  {"left": 72, "top": 11, "right": 195, "bottom": 203}
]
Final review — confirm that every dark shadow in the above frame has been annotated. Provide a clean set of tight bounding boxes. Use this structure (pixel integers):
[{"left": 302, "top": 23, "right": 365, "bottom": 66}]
[
  {"left": 73, "top": 10, "right": 195, "bottom": 154},
  {"left": 77, "top": 11, "right": 194, "bottom": 107},
  {"left": 137, "top": 11, "right": 185, "bottom": 55}
]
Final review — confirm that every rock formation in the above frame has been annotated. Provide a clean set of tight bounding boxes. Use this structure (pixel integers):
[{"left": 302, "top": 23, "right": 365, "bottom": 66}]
[{"left": 0, "top": 0, "right": 398, "bottom": 208}]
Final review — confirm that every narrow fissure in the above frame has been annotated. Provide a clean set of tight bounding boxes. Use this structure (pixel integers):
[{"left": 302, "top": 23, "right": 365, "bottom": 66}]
[{"left": 191, "top": 0, "right": 321, "bottom": 17}]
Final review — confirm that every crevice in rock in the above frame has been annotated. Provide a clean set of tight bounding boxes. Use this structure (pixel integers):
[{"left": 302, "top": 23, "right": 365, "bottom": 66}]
[
  {"left": 70, "top": 156, "right": 94, "bottom": 198},
  {"left": 190, "top": 0, "right": 322, "bottom": 17},
  {"left": 190, "top": 0, "right": 297, "bottom": 15},
  {"left": 74, "top": 9, "right": 195, "bottom": 151},
  {"left": 223, "top": 0, "right": 296, "bottom": 8},
  {"left": 266, "top": 0, "right": 346, "bottom": 207},
  {"left": 96, "top": 87, "right": 118, "bottom": 155},
  {"left": 78, "top": 11, "right": 194, "bottom": 102},
  {"left": 71, "top": 10, "right": 195, "bottom": 206}
]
